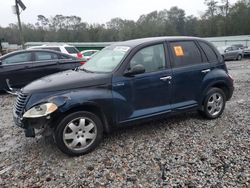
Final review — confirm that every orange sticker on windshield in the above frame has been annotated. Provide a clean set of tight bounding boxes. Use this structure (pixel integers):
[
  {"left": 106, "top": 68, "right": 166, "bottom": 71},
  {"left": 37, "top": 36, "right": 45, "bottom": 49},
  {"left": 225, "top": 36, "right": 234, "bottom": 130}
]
[{"left": 174, "top": 46, "right": 184, "bottom": 56}]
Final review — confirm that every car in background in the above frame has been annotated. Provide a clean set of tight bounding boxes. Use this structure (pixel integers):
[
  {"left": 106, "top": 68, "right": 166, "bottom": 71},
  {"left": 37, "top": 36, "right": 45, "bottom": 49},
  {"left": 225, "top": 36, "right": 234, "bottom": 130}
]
[
  {"left": 231, "top": 44, "right": 247, "bottom": 50},
  {"left": 81, "top": 50, "right": 99, "bottom": 61},
  {"left": 29, "top": 44, "right": 83, "bottom": 59},
  {"left": 243, "top": 46, "right": 250, "bottom": 57},
  {"left": 217, "top": 46, "right": 244, "bottom": 61},
  {"left": 0, "top": 49, "right": 83, "bottom": 91}
]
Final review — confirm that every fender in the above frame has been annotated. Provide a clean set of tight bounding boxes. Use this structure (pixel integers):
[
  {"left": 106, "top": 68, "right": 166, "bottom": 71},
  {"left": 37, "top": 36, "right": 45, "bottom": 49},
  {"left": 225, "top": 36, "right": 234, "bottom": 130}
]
[{"left": 199, "top": 68, "right": 232, "bottom": 105}]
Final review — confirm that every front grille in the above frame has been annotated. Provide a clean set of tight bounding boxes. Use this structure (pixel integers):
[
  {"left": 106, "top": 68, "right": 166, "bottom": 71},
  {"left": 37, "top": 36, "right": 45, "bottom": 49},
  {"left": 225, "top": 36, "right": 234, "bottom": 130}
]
[{"left": 14, "top": 92, "right": 28, "bottom": 116}]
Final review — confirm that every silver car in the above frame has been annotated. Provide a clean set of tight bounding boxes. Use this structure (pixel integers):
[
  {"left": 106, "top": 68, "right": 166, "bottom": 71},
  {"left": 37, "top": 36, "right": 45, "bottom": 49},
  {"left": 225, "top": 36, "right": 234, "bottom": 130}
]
[{"left": 218, "top": 46, "right": 244, "bottom": 61}]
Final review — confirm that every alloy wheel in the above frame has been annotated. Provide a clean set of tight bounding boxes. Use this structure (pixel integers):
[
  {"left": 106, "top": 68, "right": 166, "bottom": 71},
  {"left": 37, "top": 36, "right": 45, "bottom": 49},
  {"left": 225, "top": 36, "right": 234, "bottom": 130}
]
[
  {"left": 206, "top": 93, "right": 224, "bottom": 117},
  {"left": 63, "top": 117, "right": 97, "bottom": 151}
]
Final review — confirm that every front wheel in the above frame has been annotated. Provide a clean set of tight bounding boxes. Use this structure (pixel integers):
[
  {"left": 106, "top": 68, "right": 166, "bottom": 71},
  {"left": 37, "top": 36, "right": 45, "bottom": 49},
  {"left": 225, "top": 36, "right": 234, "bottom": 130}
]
[
  {"left": 54, "top": 111, "right": 103, "bottom": 156},
  {"left": 200, "top": 88, "right": 226, "bottom": 119}
]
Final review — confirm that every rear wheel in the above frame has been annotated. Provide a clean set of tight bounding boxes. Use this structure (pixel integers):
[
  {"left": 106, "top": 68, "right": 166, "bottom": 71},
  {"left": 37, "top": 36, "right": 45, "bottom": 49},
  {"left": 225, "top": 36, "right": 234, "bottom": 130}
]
[
  {"left": 236, "top": 54, "right": 242, "bottom": 61},
  {"left": 54, "top": 111, "right": 103, "bottom": 156},
  {"left": 200, "top": 88, "right": 226, "bottom": 119}
]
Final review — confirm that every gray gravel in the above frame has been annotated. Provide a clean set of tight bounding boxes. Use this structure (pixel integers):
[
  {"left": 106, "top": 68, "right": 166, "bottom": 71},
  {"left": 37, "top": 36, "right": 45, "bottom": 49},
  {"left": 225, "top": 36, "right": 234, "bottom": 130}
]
[{"left": 0, "top": 60, "right": 250, "bottom": 187}]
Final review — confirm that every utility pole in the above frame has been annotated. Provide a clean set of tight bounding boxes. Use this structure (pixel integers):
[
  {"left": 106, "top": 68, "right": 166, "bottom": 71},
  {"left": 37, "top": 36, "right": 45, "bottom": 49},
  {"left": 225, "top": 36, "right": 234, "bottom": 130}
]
[{"left": 14, "top": 0, "right": 26, "bottom": 49}]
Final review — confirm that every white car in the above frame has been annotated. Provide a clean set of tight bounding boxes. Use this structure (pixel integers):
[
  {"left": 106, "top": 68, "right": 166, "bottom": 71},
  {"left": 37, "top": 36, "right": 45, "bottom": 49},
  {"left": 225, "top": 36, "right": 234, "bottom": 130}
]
[
  {"left": 28, "top": 44, "right": 83, "bottom": 59},
  {"left": 81, "top": 50, "right": 99, "bottom": 61}
]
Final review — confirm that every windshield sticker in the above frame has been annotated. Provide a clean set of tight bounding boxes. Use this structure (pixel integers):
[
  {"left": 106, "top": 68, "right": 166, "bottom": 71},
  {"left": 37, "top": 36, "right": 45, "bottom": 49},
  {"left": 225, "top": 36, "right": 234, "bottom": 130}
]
[
  {"left": 114, "top": 46, "right": 130, "bottom": 52},
  {"left": 174, "top": 46, "right": 184, "bottom": 56}
]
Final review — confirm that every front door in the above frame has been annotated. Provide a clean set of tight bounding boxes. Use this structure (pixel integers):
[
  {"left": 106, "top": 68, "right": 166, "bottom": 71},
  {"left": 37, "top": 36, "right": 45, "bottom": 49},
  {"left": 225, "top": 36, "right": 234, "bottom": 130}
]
[
  {"left": 113, "top": 43, "right": 172, "bottom": 123},
  {"left": 0, "top": 52, "right": 34, "bottom": 89}
]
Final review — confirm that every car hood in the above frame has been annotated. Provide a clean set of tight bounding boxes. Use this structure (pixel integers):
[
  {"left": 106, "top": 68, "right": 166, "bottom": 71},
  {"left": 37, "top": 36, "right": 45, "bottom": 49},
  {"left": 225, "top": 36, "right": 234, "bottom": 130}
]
[{"left": 22, "top": 69, "right": 111, "bottom": 94}]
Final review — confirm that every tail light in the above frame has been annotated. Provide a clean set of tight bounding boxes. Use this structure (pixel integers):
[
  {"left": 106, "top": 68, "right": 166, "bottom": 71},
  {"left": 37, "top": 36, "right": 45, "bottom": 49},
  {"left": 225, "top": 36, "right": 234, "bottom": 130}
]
[
  {"left": 80, "top": 61, "right": 86, "bottom": 65},
  {"left": 77, "top": 53, "right": 83, "bottom": 58}
]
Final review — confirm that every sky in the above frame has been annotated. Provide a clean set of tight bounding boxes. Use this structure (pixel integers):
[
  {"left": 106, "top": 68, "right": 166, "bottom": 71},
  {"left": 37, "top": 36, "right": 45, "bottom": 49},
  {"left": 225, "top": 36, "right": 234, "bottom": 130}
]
[{"left": 0, "top": 0, "right": 239, "bottom": 27}]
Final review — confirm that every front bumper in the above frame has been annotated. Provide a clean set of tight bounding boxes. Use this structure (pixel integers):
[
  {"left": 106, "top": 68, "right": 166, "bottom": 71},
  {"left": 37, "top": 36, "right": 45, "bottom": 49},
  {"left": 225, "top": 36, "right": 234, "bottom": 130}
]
[{"left": 13, "top": 111, "right": 53, "bottom": 137}]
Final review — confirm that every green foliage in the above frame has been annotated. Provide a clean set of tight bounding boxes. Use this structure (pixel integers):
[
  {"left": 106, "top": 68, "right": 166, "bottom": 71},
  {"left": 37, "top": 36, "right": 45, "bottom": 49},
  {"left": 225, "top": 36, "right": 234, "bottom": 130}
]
[{"left": 0, "top": 0, "right": 250, "bottom": 44}]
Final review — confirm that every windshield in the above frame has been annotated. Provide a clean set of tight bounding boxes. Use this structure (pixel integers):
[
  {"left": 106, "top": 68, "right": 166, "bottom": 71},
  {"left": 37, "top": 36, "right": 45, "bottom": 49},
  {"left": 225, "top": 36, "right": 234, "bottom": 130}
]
[{"left": 79, "top": 46, "right": 130, "bottom": 73}]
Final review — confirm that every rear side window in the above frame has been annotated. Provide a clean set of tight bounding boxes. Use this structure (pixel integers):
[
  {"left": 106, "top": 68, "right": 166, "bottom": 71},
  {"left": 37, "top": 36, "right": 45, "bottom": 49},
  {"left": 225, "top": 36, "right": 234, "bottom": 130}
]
[
  {"left": 199, "top": 42, "right": 218, "bottom": 62},
  {"left": 232, "top": 46, "right": 239, "bottom": 50},
  {"left": 170, "top": 41, "right": 202, "bottom": 68},
  {"left": 59, "top": 54, "right": 75, "bottom": 60},
  {"left": 35, "top": 52, "right": 58, "bottom": 61},
  {"left": 65, "top": 47, "right": 79, "bottom": 54}
]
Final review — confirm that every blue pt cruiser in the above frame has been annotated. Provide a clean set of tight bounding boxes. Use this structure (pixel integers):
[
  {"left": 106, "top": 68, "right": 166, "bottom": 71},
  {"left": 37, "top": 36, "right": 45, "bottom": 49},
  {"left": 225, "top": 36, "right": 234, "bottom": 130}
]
[{"left": 13, "top": 37, "right": 234, "bottom": 156}]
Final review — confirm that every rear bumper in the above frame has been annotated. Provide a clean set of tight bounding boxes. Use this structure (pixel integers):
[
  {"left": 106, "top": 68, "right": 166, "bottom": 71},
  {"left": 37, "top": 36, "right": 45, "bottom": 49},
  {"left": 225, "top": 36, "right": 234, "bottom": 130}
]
[{"left": 243, "top": 51, "right": 250, "bottom": 56}]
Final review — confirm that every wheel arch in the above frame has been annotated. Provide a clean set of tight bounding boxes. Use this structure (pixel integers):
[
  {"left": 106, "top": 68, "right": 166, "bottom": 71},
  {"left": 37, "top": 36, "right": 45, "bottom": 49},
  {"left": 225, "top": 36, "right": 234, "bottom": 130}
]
[
  {"left": 200, "top": 81, "right": 231, "bottom": 106},
  {"left": 54, "top": 103, "right": 112, "bottom": 134}
]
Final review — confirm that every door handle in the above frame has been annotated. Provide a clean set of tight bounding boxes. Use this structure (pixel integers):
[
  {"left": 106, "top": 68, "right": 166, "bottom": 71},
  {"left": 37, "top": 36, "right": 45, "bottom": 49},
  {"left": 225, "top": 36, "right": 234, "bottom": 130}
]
[
  {"left": 160, "top": 76, "right": 172, "bottom": 81},
  {"left": 201, "top": 69, "right": 211, "bottom": 73}
]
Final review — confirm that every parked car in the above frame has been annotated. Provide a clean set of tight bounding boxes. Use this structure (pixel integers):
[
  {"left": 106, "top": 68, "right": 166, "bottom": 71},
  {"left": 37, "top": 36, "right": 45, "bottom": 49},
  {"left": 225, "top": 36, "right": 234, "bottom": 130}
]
[
  {"left": 28, "top": 44, "right": 83, "bottom": 59},
  {"left": 0, "top": 49, "right": 83, "bottom": 91},
  {"left": 13, "top": 37, "right": 234, "bottom": 156},
  {"left": 218, "top": 46, "right": 244, "bottom": 61},
  {"left": 81, "top": 50, "right": 99, "bottom": 61},
  {"left": 243, "top": 46, "right": 250, "bottom": 57},
  {"left": 231, "top": 44, "right": 247, "bottom": 50}
]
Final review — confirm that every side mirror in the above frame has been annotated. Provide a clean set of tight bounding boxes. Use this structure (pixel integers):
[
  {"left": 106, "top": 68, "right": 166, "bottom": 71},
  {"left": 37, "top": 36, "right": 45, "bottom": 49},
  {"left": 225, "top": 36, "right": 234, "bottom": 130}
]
[{"left": 124, "top": 64, "right": 145, "bottom": 76}]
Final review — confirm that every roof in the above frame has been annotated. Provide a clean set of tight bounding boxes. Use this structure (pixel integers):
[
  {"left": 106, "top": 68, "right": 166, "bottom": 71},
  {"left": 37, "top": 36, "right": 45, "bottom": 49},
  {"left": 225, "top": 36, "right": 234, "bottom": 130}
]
[
  {"left": 0, "top": 49, "right": 74, "bottom": 59},
  {"left": 25, "top": 42, "right": 114, "bottom": 48},
  {"left": 111, "top": 36, "right": 204, "bottom": 47}
]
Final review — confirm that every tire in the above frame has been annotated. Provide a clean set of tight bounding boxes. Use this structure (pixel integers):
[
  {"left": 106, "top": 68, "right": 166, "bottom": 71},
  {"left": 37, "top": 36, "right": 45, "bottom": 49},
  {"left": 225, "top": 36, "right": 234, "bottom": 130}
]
[
  {"left": 200, "top": 88, "right": 226, "bottom": 119},
  {"left": 236, "top": 54, "right": 242, "bottom": 61},
  {"left": 54, "top": 111, "right": 103, "bottom": 156}
]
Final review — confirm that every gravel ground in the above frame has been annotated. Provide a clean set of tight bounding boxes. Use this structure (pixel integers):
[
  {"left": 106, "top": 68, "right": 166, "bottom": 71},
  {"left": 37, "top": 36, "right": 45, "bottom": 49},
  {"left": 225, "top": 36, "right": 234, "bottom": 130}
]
[{"left": 0, "top": 60, "right": 250, "bottom": 188}]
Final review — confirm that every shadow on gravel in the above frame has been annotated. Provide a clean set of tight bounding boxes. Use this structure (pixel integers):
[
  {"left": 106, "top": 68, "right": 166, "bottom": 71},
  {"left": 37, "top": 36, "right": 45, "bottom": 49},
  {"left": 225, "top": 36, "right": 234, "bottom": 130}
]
[{"left": 21, "top": 111, "right": 204, "bottom": 157}]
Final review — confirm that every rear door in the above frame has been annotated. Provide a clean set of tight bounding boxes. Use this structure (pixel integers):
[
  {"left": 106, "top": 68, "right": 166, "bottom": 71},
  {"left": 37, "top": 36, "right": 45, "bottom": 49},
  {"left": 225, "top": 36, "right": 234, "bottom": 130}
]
[
  {"left": 169, "top": 40, "right": 211, "bottom": 110},
  {"left": 0, "top": 52, "right": 34, "bottom": 88},
  {"left": 31, "top": 51, "right": 60, "bottom": 80}
]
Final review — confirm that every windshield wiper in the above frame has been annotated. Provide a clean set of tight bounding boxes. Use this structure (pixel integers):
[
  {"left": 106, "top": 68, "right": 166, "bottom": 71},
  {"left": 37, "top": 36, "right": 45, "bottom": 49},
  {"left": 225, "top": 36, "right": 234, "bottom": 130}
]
[{"left": 78, "top": 67, "right": 94, "bottom": 73}]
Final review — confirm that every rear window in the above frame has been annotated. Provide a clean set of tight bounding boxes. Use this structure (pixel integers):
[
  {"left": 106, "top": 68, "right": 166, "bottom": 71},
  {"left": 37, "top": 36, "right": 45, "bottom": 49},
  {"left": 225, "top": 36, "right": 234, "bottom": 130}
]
[
  {"left": 65, "top": 47, "right": 79, "bottom": 54},
  {"left": 199, "top": 42, "right": 218, "bottom": 63}
]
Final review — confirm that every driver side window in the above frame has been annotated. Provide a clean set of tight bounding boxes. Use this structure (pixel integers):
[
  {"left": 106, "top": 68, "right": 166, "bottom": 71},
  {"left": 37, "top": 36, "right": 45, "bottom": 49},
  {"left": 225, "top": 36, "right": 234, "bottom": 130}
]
[
  {"left": 129, "top": 44, "right": 166, "bottom": 73},
  {"left": 2, "top": 52, "right": 32, "bottom": 65}
]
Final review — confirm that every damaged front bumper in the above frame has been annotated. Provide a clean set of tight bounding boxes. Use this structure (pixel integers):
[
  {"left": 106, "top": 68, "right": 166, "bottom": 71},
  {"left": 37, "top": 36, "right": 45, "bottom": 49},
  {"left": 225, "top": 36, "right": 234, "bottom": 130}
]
[{"left": 13, "top": 111, "right": 54, "bottom": 137}]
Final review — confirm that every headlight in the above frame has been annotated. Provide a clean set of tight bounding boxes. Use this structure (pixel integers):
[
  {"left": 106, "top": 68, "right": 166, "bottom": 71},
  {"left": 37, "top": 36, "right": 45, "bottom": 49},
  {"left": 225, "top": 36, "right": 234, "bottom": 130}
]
[{"left": 23, "top": 103, "right": 58, "bottom": 118}]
